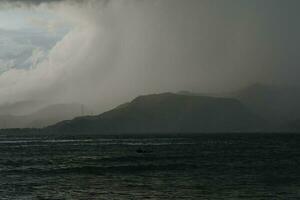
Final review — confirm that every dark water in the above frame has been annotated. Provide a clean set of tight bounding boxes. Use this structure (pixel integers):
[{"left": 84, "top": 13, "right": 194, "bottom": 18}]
[{"left": 0, "top": 133, "right": 299, "bottom": 199}]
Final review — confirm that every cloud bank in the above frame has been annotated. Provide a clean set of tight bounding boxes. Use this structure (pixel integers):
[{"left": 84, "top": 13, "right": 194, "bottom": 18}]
[{"left": 0, "top": 0, "right": 299, "bottom": 113}]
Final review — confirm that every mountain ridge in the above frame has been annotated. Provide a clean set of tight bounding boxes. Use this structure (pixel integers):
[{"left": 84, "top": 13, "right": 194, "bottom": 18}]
[
  {"left": 47, "top": 93, "right": 265, "bottom": 134},
  {"left": 0, "top": 103, "right": 86, "bottom": 129}
]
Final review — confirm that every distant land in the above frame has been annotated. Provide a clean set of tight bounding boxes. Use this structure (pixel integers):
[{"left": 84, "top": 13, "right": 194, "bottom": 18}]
[
  {"left": 233, "top": 83, "right": 300, "bottom": 124},
  {"left": 47, "top": 93, "right": 265, "bottom": 133},
  {"left": 1, "top": 83, "right": 300, "bottom": 134},
  {"left": 0, "top": 103, "right": 86, "bottom": 129}
]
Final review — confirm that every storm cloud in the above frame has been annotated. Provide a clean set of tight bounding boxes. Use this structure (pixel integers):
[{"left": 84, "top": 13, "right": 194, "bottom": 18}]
[
  {"left": 0, "top": 0, "right": 299, "bottom": 113},
  {"left": 2, "top": 0, "right": 74, "bottom": 5}
]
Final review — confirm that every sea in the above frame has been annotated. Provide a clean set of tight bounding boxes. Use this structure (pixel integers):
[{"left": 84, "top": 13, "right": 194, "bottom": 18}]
[{"left": 0, "top": 133, "right": 299, "bottom": 199}]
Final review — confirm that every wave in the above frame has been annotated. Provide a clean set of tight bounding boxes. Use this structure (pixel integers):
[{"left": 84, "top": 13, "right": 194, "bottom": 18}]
[
  {"left": 0, "top": 139, "right": 195, "bottom": 146},
  {"left": 2, "top": 163, "right": 198, "bottom": 175},
  {"left": 0, "top": 154, "right": 197, "bottom": 168}
]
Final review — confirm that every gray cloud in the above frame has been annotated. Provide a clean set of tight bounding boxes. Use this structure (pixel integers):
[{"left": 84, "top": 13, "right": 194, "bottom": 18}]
[
  {"left": 3, "top": 0, "right": 69, "bottom": 4},
  {"left": 0, "top": 0, "right": 299, "bottom": 114},
  {"left": 1, "top": 0, "right": 106, "bottom": 6}
]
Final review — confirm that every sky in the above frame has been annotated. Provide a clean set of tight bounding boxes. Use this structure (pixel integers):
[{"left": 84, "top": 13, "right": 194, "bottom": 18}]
[
  {"left": 0, "top": 0, "right": 299, "bottom": 114},
  {"left": 0, "top": 7, "right": 68, "bottom": 72}
]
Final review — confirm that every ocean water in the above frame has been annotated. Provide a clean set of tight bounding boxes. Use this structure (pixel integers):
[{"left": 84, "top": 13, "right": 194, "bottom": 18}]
[{"left": 0, "top": 133, "right": 299, "bottom": 199}]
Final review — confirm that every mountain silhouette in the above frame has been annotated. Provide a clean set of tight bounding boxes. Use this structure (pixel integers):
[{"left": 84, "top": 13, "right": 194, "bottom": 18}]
[
  {"left": 0, "top": 103, "right": 85, "bottom": 129},
  {"left": 48, "top": 93, "right": 264, "bottom": 133},
  {"left": 233, "top": 83, "right": 300, "bottom": 123}
]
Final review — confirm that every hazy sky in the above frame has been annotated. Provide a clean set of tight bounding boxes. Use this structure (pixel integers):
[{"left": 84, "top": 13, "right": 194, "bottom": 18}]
[
  {"left": 0, "top": 0, "right": 299, "bottom": 113},
  {"left": 0, "top": 7, "right": 68, "bottom": 71}
]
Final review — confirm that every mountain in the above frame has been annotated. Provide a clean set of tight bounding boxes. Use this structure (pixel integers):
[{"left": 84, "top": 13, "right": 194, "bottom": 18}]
[
  {"left": 0, "top": 103, "right": 86, "bottom": 129},
  {"left": 25, "top": 104, "right": 87, "bottom": 128},
  {"left": 232, "top": 83, "right": 300, "bottom": 123},
  {"left": 284, "top": 120, "right": 300, "bottom": 131},
  {"left": 0, "top": 100, "right": 44, "bottom": 116},
  {"left": 48, "top": 93, "right": 264, "bottom": 133},
  {"left": 177, "top": 91, "right": 222, "bottom": 97}
]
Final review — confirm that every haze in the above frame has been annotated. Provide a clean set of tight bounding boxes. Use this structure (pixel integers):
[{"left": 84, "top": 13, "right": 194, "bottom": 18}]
[{"left": 0, "top": 0, "right": 299, "bottom": 115}]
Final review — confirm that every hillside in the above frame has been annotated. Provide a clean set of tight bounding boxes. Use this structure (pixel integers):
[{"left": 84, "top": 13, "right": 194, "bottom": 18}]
[
  {"left": 48, "top": 93, "right": 264, "bottom": 133},
  {"left": 0, "top": 103, "right": 85, "bottom": 129},
  {"left": 233, "top": 83, "right": 300, "bottom": 123}
]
